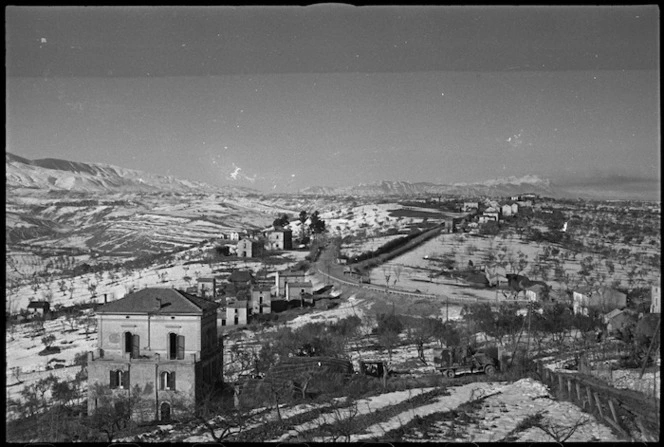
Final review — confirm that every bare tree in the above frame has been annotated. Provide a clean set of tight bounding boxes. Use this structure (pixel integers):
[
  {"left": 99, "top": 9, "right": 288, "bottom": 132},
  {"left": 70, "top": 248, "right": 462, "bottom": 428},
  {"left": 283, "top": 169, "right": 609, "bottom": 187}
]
[{"left": 531, "top": 412, "right": 590, "bottom": 442}]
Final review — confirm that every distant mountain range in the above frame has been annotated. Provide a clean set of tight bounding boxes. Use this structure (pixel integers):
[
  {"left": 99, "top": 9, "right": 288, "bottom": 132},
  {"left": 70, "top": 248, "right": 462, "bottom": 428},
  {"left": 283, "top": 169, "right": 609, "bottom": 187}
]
[
  {"left": 298, "top": 176, "right": 562, "bottom": 198},
  {"left": 6, "top": 152, "right": 658, "bottom": 201},
  {"left": 5, "top": 152, "right": 254, "bottom": 195}
]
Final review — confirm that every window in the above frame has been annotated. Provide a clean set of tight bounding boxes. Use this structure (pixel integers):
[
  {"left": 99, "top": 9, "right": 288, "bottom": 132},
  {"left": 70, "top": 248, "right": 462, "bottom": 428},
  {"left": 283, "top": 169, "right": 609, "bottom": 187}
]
[
  {"left": 160, "top": 371, "right": 176, "bottom": 390},
  {"left": 168, "top": 333, "right": 185, "bottom": 360},
  {"left": 124, "top": 332, "right": 140, "bottom": 358},
  {"left": 110, "top": 370, "right": 129, "bottom": 389}
]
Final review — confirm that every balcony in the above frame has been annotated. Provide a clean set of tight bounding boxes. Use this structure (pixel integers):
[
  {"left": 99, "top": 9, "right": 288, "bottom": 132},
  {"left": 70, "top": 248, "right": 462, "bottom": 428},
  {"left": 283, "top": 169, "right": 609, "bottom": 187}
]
[{"left": 88, "top": 348, "right": 200, "bottom": 363}]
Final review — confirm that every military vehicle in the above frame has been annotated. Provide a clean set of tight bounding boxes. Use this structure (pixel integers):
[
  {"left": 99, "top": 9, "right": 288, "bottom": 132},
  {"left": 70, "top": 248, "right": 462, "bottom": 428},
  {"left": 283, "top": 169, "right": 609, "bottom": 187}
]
[{"left": 434, "top": 345, "right": 499, "bottom": 378}]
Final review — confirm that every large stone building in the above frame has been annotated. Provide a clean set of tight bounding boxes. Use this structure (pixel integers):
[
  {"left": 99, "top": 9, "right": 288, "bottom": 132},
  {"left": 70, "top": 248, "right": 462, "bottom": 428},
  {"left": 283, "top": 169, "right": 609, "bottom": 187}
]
[
  {"left": 236, "top": 239, "right": 263, "bottom": 258},
  {"left": 87, "top": 288, "right": 222, "bottom": 422},
  {"left": 263, "top": 228, "right": 293, "bottom": 251}
]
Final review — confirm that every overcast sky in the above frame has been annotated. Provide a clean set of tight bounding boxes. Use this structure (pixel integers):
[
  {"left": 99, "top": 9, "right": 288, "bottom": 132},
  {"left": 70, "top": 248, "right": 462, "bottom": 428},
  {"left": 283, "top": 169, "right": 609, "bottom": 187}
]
[{"left": 5, "top": 5, "right": 660, "bottom": 194}]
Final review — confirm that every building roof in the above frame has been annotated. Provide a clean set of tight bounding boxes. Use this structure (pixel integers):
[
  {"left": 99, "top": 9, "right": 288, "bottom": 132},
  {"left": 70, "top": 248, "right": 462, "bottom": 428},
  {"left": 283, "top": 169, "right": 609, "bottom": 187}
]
[
  {"left": 228, "top": 270, "right": 254, "bottom": 283},
  {"left": 96, "top": 288, "right": 219, "bottom": 315},
  {"left": 27, "top": 301, "right": 50, "bottom": 309}
]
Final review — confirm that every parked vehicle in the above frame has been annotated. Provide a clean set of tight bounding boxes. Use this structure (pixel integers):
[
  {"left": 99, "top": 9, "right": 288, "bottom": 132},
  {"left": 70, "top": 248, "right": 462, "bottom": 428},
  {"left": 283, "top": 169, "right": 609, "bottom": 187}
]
[
  {"left": 359, "top": 360, "right": 408, "bottom": 378},
  {"left": 433, "top": 345, "right": 499, "bottom": 378}
]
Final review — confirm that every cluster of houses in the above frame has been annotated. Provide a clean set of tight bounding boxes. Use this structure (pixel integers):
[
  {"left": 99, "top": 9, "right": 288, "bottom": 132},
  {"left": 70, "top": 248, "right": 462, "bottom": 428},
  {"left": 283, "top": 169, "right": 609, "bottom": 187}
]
[
  {"left": 184, "top": 267, "right": 324, "bottom": 329},
  {"left": 215, "top": 226, "right": 295, "bottom": 258},
  {"left": 458, "top": 195, "right": 535, "bottom": 230}
]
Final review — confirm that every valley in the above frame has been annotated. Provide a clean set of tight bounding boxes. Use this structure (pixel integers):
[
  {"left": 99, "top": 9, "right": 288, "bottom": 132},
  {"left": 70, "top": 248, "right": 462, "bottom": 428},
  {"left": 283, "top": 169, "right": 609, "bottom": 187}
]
[{"left": 4, "top": 154, "right": 661, "bottom": 443}]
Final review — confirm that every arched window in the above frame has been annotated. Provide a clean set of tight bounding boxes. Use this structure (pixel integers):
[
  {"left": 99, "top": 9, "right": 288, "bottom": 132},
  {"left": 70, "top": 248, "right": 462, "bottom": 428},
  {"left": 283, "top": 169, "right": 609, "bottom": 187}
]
[{"left": 160, "top": 371, "right": 176, "bottom": 390}]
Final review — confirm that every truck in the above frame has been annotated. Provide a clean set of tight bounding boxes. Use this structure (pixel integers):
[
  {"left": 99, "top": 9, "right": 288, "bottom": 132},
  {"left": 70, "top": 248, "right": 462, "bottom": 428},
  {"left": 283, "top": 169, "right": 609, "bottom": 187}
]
[{"left": 433, "top": 345, "right": 499, "bottom": 378}]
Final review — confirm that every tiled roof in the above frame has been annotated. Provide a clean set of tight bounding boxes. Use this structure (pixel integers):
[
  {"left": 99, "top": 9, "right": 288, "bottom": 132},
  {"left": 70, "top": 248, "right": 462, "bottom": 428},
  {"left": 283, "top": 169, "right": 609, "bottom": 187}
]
[
  {"left": 28, "top": 301, "right": 50, "bottom": 309},
  {"left": 96, "top": 288, "right": 218, "bottom": 315},
  {"left": 228, "top": 270, "right": 254, "bottom": 283}
]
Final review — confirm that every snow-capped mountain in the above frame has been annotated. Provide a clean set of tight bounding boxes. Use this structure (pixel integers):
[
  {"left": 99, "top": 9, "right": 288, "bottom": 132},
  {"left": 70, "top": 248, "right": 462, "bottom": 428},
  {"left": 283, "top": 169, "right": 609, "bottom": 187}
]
[
  {"left": 6, "top": 152, "right": 254, "bottom": 195},
  {"left": 299, "top": 176, "right": 560, "bottom": 198}
]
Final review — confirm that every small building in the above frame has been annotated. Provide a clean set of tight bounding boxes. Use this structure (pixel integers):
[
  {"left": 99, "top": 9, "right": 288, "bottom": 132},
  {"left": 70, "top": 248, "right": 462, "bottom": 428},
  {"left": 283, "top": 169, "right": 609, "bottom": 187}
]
[
  {"left": 651, "top": 281, "right": 661, "bottom": 314},
  {"left": 510, "top": 203, "right": 519, "bottom": 215},
  {"left": 524, "top": 284, "right": 548, "bottom": 302},
  {"left": 227, "top": 232, "right": 241, "bottom": 241},
  {"left": 500, "top": 204, "right": 512, "bottom": 217},
  {"left": 286, "top": 281, "right": 314, "bottom": 301},
  {"left": 236, "top": 239, "right": 263, "bottom": 258},
  {"left": 263, "top": 228, "right": 293, "bottom": 251},
  {"left": 223, "top": 300, "right": 249, "bottom": 327},
  {"left": 275, "top": 269, "right": 308, "bottom": 297},
  {"left": 250, "top": 285, "right": 272, "bottom": 315},
  {"left": 27, "top": 301, "right": 51, "bottom": 317},
  {"left": 572, "top": 286, "right": 627, "bottom": 315}
]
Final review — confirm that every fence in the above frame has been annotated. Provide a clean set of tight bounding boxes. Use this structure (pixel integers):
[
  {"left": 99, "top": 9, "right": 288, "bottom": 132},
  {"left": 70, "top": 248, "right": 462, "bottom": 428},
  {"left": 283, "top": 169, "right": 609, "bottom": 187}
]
[{"left": 535, "top": 360, "right": 660, "bottom": 441}]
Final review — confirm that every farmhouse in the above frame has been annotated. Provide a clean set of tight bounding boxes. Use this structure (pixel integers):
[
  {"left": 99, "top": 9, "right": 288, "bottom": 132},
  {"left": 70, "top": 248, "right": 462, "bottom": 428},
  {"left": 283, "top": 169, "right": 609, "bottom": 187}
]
[
  {"left": 87, "top": 288, "right": 221, "bottom": 423},
  {"left": 572, "top": 286, "right": 627, "bottom": 315},
  {"left": 263, "top": 228, "right": 293, "bottom": 251},
  {"left": 236, "top": 239, "right": 263, "bottom": 258},
  {"left": 500, "top": 204, "right": 513, "bottom": 217},
  {"left": 221, "top": 299, "right": 249, "bottom": 327},
  {"left": 250, "top": 285, "right": 272, "bottom": 315},
  {"left": 27, "top": 300, "right": 50, "bottom": 317}
]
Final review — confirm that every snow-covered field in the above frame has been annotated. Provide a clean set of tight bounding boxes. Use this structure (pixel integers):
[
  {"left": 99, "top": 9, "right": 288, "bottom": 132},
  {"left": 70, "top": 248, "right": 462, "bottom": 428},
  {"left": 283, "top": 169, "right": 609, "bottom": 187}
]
[
  {"left": 8, "top": 276, "right": 659, "bottom": 442},
  {"left": 370, "top": 232, "right": 660, "bottom": 299}
]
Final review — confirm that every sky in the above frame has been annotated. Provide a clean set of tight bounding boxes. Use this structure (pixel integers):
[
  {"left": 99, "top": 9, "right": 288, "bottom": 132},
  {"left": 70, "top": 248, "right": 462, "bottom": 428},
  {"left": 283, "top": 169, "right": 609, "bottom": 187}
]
[{"left": 5, "top": 5, "right": 660, "bottom": 195}]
